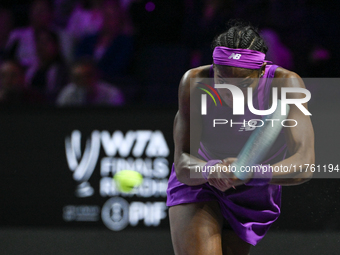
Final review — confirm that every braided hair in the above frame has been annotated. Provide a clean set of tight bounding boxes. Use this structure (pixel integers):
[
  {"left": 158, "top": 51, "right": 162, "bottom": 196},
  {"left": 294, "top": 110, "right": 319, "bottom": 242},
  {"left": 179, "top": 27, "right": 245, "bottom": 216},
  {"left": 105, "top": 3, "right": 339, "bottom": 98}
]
[{"left": 212, "top": 20, "right": 268, "bottom": 54}]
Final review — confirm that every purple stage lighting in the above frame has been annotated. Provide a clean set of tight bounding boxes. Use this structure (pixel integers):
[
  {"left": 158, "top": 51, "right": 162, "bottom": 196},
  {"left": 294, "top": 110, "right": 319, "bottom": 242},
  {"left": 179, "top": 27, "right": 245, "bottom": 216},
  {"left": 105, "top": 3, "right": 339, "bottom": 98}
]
[{"left": 145, "top": 2, "right": 155, "bottom": 12}]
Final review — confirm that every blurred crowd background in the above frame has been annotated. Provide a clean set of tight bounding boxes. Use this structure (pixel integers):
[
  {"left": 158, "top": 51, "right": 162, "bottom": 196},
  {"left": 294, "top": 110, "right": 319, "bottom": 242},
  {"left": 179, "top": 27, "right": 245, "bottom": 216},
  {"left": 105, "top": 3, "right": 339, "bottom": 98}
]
[{"left": 0, "top": 0, "right": 338, "bottom": 107}]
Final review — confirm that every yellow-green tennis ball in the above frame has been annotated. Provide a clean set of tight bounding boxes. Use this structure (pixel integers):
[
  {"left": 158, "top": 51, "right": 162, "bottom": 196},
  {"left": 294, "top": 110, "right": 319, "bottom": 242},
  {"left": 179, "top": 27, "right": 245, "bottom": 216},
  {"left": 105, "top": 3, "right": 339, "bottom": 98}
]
[{"left": 114, "top": 170, "right": 143, "bottom": 193}]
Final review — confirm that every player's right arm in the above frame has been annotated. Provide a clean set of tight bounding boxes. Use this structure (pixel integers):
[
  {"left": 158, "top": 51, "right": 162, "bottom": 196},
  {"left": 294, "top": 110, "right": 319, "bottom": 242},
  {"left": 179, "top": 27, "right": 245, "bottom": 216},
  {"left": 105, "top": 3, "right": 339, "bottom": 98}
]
[{"left": 173, "top": 67, "right": 208, "bottom": 186}]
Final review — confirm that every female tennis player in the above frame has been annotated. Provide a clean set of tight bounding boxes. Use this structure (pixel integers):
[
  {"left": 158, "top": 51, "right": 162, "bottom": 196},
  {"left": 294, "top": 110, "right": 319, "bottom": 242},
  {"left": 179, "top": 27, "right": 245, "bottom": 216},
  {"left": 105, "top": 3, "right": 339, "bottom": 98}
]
[{"left": 166, "top": 21, "right": 315, "bottom": 255}]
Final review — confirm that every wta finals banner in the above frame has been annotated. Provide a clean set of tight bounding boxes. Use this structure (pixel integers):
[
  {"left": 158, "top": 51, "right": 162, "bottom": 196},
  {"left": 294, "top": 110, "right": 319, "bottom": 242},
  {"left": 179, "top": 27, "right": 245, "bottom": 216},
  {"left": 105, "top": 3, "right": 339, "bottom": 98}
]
[
  {"left": 0, "top": 107, "right": 176, "bottom": 231},
  {"left": 1, "top": 94, "right": 340, "bottom": 231}
]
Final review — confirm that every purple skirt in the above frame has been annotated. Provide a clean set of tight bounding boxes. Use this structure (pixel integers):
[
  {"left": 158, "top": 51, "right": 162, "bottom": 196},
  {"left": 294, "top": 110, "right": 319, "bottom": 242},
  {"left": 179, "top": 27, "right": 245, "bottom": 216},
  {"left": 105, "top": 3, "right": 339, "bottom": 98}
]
[{"left": 166, "top": 164, "right": 281, "bottom": 245}]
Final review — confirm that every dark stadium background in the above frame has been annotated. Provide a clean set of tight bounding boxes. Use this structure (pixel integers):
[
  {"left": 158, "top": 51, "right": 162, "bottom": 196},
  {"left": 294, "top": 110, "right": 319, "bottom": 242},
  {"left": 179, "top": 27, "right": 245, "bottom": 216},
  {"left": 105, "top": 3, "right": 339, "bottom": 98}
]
[{"left": 0, "top": 1, "right": 339, "bottom": 254}]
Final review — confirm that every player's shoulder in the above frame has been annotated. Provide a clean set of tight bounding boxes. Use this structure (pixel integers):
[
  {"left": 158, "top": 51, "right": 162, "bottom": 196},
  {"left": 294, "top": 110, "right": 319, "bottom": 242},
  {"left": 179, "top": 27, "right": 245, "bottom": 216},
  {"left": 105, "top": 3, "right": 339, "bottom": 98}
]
[
  {"left": 180, "top": 65, "right": 210, "bottom": 88},
  {"left": 178, "top": 65, "right": 211, "bottom": 105},
  {"left": 274, "top": 66, "right": 301, "bottom": 79},
  {"left": 273, "top": 66, "right": 304, "bottom": 88}
]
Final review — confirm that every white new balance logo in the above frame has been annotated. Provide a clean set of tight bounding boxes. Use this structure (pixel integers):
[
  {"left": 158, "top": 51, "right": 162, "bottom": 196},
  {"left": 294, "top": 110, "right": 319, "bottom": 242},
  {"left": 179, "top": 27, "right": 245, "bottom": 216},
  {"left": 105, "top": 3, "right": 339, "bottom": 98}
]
[
  {"left": 238, "top": 120, "right": 258, "bottom": 132},
  {"left": 228, "top": 53, "right": 242, "bottom": 59}
]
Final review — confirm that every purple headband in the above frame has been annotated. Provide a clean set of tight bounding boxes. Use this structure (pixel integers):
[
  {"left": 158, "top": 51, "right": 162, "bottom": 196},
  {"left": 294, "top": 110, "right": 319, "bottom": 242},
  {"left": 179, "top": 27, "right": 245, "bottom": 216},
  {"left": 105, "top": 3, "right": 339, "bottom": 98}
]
[{"left": 213, "top": 46, "right": 270, "bottom": 69}]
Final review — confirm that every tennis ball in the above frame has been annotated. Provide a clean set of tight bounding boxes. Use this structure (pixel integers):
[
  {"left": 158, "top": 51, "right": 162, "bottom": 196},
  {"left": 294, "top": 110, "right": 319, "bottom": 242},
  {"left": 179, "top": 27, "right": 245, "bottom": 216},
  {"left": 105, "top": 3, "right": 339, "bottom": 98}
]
[{"left": 114, "top": 170, "right": 143, "bottom": 193}]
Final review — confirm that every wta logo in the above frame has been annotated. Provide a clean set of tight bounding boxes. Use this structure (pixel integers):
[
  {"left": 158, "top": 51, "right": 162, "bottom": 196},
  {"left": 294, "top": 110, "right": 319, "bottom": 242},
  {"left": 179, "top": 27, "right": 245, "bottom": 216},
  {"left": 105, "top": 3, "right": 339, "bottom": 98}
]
[
  {"left": 65, "top": 130, "right": 101, "bottom": 197},
  {"left": 198, "top": 82, "right": 222, "bottom": 115}
]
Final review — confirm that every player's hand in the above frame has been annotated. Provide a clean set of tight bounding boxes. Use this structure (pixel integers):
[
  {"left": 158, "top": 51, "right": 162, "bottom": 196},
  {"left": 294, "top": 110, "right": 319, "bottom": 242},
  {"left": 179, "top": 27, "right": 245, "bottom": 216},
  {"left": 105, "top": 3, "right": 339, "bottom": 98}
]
[{"left": 207, "top": 158, "right": 247, "bottom": 192}]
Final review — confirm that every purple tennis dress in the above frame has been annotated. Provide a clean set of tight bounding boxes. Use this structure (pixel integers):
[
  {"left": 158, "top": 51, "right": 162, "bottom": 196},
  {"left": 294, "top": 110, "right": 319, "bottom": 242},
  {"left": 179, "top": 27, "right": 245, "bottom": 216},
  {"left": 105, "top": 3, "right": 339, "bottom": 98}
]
[{"left": 166, "top": 64, "right": 287, "bottom": 246}]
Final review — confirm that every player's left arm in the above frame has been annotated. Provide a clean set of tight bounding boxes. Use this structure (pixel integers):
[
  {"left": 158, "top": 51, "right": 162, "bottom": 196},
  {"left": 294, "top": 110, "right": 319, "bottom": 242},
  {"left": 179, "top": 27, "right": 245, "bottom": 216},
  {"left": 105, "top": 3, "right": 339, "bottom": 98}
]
[{"left": 270, "top": 68, "right": 315, "bottom": 185}]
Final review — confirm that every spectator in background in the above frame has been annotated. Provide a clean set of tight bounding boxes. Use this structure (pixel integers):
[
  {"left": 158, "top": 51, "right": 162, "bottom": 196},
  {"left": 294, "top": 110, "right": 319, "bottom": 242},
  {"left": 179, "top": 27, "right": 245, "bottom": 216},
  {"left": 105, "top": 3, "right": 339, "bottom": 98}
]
[
  {"left": 260, "top": 29, "right": 294, "bottom": 70},
  {"left": 307, "top": 45, "right": 331, "bottom": 77},
  {"left": 56, "top": 58, "right": 124, "bottom": 106},
  {"left": 53, "top": 0, "right": 79, "bottom": 28},
  {"left": 66, "top": 0, "right": 104, "bottom": 41},
  {"left": 74, "top": 0, "right": 133, "bottom": 82},
  {"left": 182, "top": 0, "right": 234, "bottom": 67},
  {"left": 25, "top": 30, "right": 68, "bottom": 103},
  {"left": 0, "top": 9, "right": 14, "bottom": 62},
  {"left": 0, "top": 60, "right": 42, "bottom": 105},
  {"left": 5, "top": 0, "right": 54, "bottom": 68},
  {"left": 119, "top": 0, "right": 135, "bottom": 11}
]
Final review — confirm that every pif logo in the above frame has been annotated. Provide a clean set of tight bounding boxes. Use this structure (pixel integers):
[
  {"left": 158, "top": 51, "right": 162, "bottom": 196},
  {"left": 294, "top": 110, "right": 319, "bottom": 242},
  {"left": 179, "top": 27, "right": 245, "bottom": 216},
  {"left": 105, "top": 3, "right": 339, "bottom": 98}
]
[
  {"left": 228, "top": 53, "right": 242, "bottom": 59},
  {"left": 201, "top": 84, "right": 311, "bottom": 116}
]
